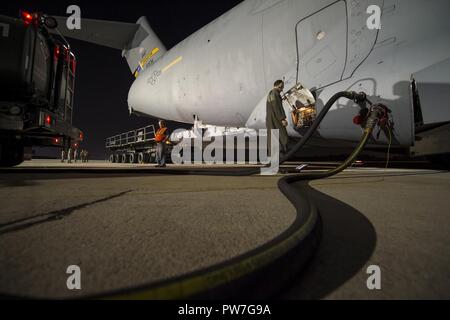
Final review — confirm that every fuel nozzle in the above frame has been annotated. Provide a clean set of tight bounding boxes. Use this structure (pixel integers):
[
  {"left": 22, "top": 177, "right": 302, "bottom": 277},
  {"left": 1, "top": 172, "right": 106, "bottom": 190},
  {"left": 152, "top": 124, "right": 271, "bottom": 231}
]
[{"left": 365, "top": 103, "right": 392, "bottom": 134}]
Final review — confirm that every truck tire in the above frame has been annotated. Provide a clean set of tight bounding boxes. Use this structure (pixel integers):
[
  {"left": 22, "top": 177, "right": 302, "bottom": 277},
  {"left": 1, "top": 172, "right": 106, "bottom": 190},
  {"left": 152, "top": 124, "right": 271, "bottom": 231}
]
[
  {"left": 115, "top": 154, "right": 121, "bottom": 163},
  {"left": 129, "top": 153, "right": 136, "bottom": 164},
  {"left": 0, "top": 141, "right": 25, "bottom": 167},
  {"left": 109, "top": 154, "right": 115, "bottom": 163},
  {"left": 121, "top": 154, "right": 128, "bottom": 163}
]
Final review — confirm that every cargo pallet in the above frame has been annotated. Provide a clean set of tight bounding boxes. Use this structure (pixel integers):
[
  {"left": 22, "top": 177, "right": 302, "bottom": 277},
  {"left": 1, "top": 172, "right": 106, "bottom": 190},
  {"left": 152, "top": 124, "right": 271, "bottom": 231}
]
[{"left": 106, "top": 125, "right": 171, "bottom": 164}]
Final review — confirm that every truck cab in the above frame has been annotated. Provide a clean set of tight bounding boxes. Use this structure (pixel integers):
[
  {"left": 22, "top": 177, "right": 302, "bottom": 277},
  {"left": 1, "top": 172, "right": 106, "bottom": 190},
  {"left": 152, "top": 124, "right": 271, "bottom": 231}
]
[{"left": 0, "top": 11, "right": 82, "bottom": 167}]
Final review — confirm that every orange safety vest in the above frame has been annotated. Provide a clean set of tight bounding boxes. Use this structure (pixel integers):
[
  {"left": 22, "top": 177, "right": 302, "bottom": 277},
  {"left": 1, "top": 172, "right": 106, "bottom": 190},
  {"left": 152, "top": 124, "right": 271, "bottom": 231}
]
[{"left": 155, "top": 127, "right": 168, "bottom": 143}]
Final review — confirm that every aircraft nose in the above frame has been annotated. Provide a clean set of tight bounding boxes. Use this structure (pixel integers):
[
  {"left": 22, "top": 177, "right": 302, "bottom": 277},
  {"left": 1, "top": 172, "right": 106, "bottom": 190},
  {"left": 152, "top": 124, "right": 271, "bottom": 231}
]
[{"left": 127, "top": 73, "right": 170, "bottom": 120}]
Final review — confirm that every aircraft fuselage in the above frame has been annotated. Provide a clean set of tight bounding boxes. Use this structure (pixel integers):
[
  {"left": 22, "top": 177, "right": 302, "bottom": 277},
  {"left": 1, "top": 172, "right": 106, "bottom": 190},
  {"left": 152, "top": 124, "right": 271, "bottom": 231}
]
[{"left": 128, "top": 0, "right": 450, "bottom": 149}]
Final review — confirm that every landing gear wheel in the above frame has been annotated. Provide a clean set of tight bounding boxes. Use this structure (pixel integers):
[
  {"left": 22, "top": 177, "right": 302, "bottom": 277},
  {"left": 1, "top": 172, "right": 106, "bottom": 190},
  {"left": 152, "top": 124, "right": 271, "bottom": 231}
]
[
  {"left": 115, "top": 154, "right": 121, "bottom": 163},
  {"left": 129, "top": 153, "right": 136, "bottom": 164},
  {"left": 109, "top": 154, "right": 115, "bottom": 163},
  {"left": 138, "top": 153, "right": 145, "bottom": 164},
  {"left": 121, "top": 154, "right": 128, "bottom": 163}
]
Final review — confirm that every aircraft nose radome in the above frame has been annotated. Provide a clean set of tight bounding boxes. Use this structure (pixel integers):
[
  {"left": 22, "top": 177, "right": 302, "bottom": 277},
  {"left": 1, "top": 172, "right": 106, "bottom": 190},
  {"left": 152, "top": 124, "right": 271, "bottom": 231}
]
[
  {"left": 128, "top": 75, "right": 165, "bottom": 119},
  {"left": 127, "top": 77, "right": 144, "bottom": 108}
]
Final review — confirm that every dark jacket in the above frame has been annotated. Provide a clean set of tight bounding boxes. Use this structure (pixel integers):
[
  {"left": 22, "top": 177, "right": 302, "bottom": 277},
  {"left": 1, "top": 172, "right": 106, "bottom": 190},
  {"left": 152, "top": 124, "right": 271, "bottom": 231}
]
[{"left": 266, "top": 88, "right": 288, "bottom": 150}]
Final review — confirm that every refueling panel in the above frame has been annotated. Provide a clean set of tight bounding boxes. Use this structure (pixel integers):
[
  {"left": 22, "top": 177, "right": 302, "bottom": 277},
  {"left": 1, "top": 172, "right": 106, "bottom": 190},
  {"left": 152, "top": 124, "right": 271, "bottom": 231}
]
[{"left": 283, "top": 83, "right": 317, "bottom": 129}]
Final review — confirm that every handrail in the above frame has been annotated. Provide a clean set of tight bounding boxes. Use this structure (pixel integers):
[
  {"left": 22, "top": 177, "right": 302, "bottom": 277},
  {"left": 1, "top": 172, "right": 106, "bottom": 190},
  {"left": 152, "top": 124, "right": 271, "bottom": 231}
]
[{"left": 106, "top": 125, "right": 156, "bottom": 149}]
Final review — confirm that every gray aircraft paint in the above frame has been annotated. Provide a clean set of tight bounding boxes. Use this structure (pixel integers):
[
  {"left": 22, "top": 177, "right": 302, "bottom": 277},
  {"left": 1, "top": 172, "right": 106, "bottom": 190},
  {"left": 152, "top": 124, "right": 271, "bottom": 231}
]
[{"left": 54, "top": 0, "right": 450, "bottom": 149}]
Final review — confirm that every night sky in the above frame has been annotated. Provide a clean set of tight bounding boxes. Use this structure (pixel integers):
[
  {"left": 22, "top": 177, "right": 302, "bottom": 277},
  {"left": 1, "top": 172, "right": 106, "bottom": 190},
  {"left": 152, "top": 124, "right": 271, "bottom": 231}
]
[{"left": 2, "top": 0, "right": 244, "bottom": 159}]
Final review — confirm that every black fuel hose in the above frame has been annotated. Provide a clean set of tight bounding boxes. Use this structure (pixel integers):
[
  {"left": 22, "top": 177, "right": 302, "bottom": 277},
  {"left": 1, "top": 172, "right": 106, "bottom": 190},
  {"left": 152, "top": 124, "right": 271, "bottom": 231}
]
[
  {"left": 0, "top": 92, "right": 381, "bottom": 300},
  {"left": 280, "top": 91, "right": 368, "bottom": 165},
  {"left": 91, "top": 92, "right": 381, "bottom": 300},
  {"left": 283, "top": 127, "right": 373, "bottom": 183},
  {"left": 155, "top": 91, "right": 369, "bottom": 176}
]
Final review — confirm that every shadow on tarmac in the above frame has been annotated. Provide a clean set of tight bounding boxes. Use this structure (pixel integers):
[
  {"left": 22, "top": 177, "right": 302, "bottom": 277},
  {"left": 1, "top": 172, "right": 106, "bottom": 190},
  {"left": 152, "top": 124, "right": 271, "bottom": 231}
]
[
  {"left": 280, "top": 182, "right": 377, "bottom": 299},
  {"left": 0, "top": 190, "right": 133, "bottom": 235}
]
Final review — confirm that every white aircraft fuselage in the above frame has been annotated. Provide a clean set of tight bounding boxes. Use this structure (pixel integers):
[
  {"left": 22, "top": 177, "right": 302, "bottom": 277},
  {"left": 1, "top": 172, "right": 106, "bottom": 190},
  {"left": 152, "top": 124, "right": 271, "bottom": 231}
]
[
  {"left": 127, "top": 0, "right": 450, "bottom": 149},
  {"left": 119, "top": 0, "right": 450, "bottom": 150}
]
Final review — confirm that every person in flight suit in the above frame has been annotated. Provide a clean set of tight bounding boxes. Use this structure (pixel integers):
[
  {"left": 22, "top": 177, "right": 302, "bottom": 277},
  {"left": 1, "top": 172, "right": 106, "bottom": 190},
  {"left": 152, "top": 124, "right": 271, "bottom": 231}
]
[{"left": 266, "top": 80, "right": 289, "bottom": 155}]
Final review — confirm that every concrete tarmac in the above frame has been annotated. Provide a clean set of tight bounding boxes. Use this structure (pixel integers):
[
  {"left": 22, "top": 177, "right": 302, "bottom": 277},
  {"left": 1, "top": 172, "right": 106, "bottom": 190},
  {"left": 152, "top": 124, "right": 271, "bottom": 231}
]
[
  {"left": 284, "top": 169, "right": 450, "bottom": 299},
  {"left": 0, "top": 160, "right": 449, "bottom": 299},
  {"left": 0, "top": 162, "right": 296, "bottom": 298}
]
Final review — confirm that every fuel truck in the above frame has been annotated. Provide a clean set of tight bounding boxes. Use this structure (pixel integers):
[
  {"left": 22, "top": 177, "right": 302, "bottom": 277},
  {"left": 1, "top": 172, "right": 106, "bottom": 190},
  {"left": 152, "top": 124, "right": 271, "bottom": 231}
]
[{"left": 0, "top": 11, "right": 83, "bottom": 167}]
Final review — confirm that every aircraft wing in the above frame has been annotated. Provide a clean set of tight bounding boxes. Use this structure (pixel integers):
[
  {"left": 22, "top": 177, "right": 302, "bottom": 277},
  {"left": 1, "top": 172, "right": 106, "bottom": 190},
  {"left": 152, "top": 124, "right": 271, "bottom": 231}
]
[
  {"left": 50, "top": 16, "right": 167, "bottom": 74},
  {"left": 52, "top": 16, "right": 140, "bottom": 50}
]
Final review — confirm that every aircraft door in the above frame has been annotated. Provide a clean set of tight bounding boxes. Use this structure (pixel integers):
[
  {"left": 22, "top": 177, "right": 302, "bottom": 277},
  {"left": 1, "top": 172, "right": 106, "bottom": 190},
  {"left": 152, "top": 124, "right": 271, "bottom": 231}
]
[
  {"left": 295, "top": 1, "right": 347, "bottom": 89},
  {"left": 413, "top": 58, "right": 450, "bottom": 125}
]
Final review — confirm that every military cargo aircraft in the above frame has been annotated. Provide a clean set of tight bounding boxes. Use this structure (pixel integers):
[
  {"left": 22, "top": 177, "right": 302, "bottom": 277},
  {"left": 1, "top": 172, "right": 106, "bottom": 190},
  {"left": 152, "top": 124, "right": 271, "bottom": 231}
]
[{"left": 53, "top": 0, "right": 450, "bottom": 163}]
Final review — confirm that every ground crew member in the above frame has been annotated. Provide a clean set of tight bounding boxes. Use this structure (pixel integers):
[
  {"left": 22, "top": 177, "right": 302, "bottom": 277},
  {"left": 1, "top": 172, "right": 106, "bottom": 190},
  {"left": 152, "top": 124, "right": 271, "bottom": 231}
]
[
  {"left": 84, "top": 150, "right": 89, "bottom": 163},
  {"left": 61, "top": 149, "right": 66, "bottom": 163},
  {"left": 74, "top": 149, "right": 78, "bottom": 163},
  {"left": 266, "top": 80, "right": 288, "bottom": 155},
  {"left": 67, "top": 147, "right": 73, "bottom": 164},
  {"left": 155, "top": 120, "right": 169, "bottom": 167}
]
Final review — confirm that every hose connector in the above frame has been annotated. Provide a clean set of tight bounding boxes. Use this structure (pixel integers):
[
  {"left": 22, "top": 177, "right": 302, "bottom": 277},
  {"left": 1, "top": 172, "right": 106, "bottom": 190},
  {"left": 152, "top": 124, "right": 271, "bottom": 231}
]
[
  {"left": 353, "top": 92, "right": 367, "bottom": 103},
  {"left": 340, "top": 91, "right": 367, "bottom": 102},
  {"left": 365, "top": 104, "right": 389, "bottom": 133}
]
